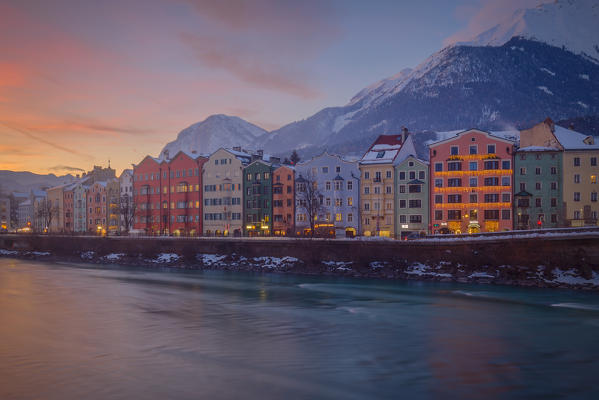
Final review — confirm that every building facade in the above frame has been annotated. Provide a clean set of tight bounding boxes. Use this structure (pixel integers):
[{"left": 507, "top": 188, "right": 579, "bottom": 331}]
[
  {"left": 243, "top": 160, "right": 273, "bottom": 236},
  {"left": 0, "top": 197, "right": 10, "bottom": 232},
  {"left": 202, "top": 148, "right": 250, "bottom": 236},
  {"left": 119, "top": 169, "right": 133, "bottom": 233},
  {"left": 429, "top": 129, "right": 515, "bottom": 234},
  {"left": 359, "top": 130, "right": 415, "bottom": 237},
  {"left": 46, "top": 185, "right": 65, "bottom": 233},
  {"left": 395, "top": 156, "right": 429, "bottom": 239},
  {"left": 73, "top": 182, "right": 89, "bottom": 233},
  {"left": 295, "top": 152, "right": 360, "bottom": 238},
  {"left": 87, "top": 182, "right": 107, "bottom": 234},
  {"left": 133, "top": 156, "right": 165, "bottom": 235},
  {"left": 272, "top": 165, "right": 295, "bottom": 236},
  {"left": 513, "top": 148, "right": 563, "bottom": 229}
]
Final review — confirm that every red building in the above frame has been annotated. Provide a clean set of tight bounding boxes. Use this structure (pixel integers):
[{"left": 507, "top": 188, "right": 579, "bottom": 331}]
[
  {"left": 429, "top": 129, "right": 515, "bottom": 234},
  {"left": 272, "top": 165, "right": 295, "bottom": 236},
  {"left": 133, "top": 151, "right": 207, "bottom": 236}
]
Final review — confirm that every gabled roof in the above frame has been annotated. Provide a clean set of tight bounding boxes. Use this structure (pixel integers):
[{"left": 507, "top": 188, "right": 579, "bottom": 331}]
[
  {"left": 360, "top": 134, "right": 404, "bottom": 164},
  {"left": 553, "top": 125, "right": 599, "bottom": 150},
  {"left": 333, "top": 174, "right": 344, "bottom": 181},
  {"left": 295, "top": 175, "right": 307, "bottom": 183},
  {"left": 296, "top": 150, "right": 359, "bottom": 168},
  {"left": 408, "top": 179, "right": 425, "bottom": 185},
  {"left": 514, "top": 190, "right": 533, "bottom": 197},
  {"left": 428, "top": 128, "right": 517, "bottom": 148}
]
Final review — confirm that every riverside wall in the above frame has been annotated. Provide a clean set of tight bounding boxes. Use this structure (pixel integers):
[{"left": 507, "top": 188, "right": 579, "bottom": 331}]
[{"left": 1, "top": 233, "right": 598, "bottom": 271}]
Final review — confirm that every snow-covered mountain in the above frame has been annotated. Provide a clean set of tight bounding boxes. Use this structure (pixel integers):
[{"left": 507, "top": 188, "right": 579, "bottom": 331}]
[
  {"left": 160, "top": 0, "right": 598, "bottom": 161},
  {"left": 455, "top": 0, "right": 599, "bottom": 63},
  {"left": 261, "top": 0, "right": 599, "bottom": 159},
  {"left": 159, "top": 114, "right": 268, "bottom": 159}
]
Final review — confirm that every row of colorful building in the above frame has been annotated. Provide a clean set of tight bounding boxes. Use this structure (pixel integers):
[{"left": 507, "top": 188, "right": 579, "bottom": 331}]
[{"left": 6, "top": 118, "right": 598, "bottom": 238}]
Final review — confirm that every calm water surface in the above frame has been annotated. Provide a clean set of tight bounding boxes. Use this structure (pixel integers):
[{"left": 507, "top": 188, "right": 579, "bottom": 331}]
[{"left": 1, "top": 258, "right": 599, "bottom": 399}]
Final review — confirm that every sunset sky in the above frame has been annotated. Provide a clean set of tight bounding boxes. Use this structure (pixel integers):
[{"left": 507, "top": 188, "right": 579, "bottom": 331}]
[{"left": 0, "top": 0, "right": 542, "bottom": 175}]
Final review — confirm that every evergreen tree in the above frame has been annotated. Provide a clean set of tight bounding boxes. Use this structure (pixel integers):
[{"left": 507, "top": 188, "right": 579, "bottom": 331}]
[{"left": 290, "top": 150, "right": 300, "bottom": 165}]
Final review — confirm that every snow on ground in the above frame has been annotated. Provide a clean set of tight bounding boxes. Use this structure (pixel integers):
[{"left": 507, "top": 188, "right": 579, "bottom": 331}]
[
  {"left": 405, "top": 263, "right": 452, "bottom": 277},
  {"left": 0, "top": 249, "right": 18, "bottom": 255},
  {"left": 369, "top": 261, "right": 386, "bottom": 269},
  {"left": 547, "top": 269, "right": 599, "bottom": 285},
  {"left": 152, "top": 253, "right": 180, "bottom": 263},
  {"left": 323, "top": 260, "right": 353, "bottom": 271},
  {"left": 468, "top": 272, "right": 496, "bottom": 279},
  {"left": 80, "top": 251, "right": 95, "bottom": 260},
  {"left": 252, "top": 256, "right": 299, "bottom": 269},
  {"left": 29, "top": 251, "right": 50, "bottom": 256},
  {"left": 199, "top": 254, "right": 227, "bottom": 266},
  {"left": 104, "top": 253, "right": 124, "bottom": 261},
  {"left": 426, "top": 230, "right": 599, "bottom": 242},
  {"left": 540, "top": 67, "right": 556, "bottom": 76},
  {"left": 537, "top": 86, "right": 553, "bottom": 95}
]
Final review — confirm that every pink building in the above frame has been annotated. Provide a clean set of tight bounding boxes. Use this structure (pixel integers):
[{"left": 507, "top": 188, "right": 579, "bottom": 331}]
[{"left": 429, "top": 129, "right": 515, "bottom": 234}]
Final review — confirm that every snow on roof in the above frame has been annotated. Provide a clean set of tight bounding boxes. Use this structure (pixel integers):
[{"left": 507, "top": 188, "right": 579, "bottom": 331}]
[
  {"left": 31, "top": 190, "right": 46, "bottom": 197},
  {"left": 427, "top": 129, "right": 519, "bottom": 146},
  {"left": 360, "top": 134, "right": 405, "bottom": 164},
  {"left": 517, "top": 145, "right": 560, "bottom": 152},
  {"left": 553, "top": 125, "right": 599, "bottom": 150}
]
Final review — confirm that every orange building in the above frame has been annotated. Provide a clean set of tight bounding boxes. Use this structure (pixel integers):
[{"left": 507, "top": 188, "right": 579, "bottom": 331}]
[
  {"left": 429, "top": 129, "right": 515, "bottom": 234},
  {"left": 272, "top": 165, "right": 295, "bottom": 236},
  {"left": 87, "top": 181, "right": 107, "bottom": 234}
]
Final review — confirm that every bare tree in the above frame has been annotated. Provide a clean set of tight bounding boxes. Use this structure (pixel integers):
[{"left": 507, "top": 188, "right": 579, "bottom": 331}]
[
  {"left": 119, "top": 195, "right": 136, "bottom": 234},
  {"left": 36, "top": 198, "right": 57, "bottom": 233},
  {"left": 295, "top": 172, "right": 324, "bottom": 237}
]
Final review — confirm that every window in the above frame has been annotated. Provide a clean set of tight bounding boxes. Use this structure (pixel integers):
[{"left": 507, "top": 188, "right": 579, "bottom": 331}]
[
  {"left": 364, "top": 171, "right": 369, "bottom": 179},
  {"left": 399, "top": 185, "right": 405, "bottom": 193},
  {"left": 501, "top": 176, "right": 510, "bottom": 186},
  {"left": 517, "top": 198, "right": 529, "bottom": 207},
  {"left": 574, "top": 210, "right": 581, "bottom": 219},
  {"left": 591, "top": 192, "right": 598, "bottom": 202},
  {"left": 535, "top": 182, "right": 541, "bottom": 190},
  {"left": 399, "top": 215, "right": 406, "bottom": 223},
  {"left": 535, "top": 198, "right": 542, "bottom": 207},
  {"left": 435, "top": 179, "right": 443, "bottom": 188},
  {"left": 591, "top": 157, "right": 597, "bottom": 167},
  {"left": 322, "top": 167, "right": 328, "bottom": 173},
  {"left": 487, "top": 144, "right": 496, "bottom": 154},
  {"left": 347, "top": 213, "right": 353, "bottom": 222},
  {"left": 484, "top": 194, "right": 499, "bottom": 203},
  {"left": 419, "top": 171, "right": 425, "bottom": 180},
  {"left": 484, "top": 210, "right": 499, "bottom": 220},
  {"left": 335, "top": 198, "right": 343, "bottom": 207},
  {"left": 520, "top": 168, "right": 526, "bottom": 175},
  {"left": 535, "top": 167, "right": 541, "bottom": 175},
  {"left": 335, "top": 181, "right": 342, "bottom": 191},
  {"left": 535, "top": 154, "right": 542, "bottom": 160},
  {"left": 520, "top": 154, "right": 526, "bottom": 160},
  {"left": 448, "top": 162, "right": 462, "bottom": 171},
  {"left": 447, "top": 210, "right": 461, "bottom": 220},
  {"left": 408, "top": 185, "right": 421, "bottom": 193},
  {"left": 336, "top": 166, "right": 341, "bottom": 173},
  {"left": 592, "top": 175, "right": 597, "bottom": 184},
  {"left": 409, "top": 215, "right": 422, "bottom": 223},
  {"left": 364, "top": 202, "right": 370, "bottom": 211},
  {"left": 469, "top": 177, "right": 477, "bottom": 187},
  {"left": 551, "top": 167, "right": 557, "bottom": 175},
  {"left": 347, "top": 197, "right": 353, "bottom": 206},
  {"left": 374, "top": 187, "right": 380, "bottom": 194},
  {"left": 469, "top": 162, "right": 478, "bottom": 171},
  {"left": 469, "top": 145, "right": 477, "bottom": 155},
  {"left": 435, "top": 163, "right": 443, "bottom": 172},
  {"left": 399, "top": 200, "right": 406, "bottom": 208},
  {"left": 376, "top": 151, "right": 385, "bottom": 159},
  {"left": 335, "top": 213, "right": 342, "bottom": 222},
  {"left": 409, "top": 199, "right": 422, "bottom": 208},
  {"left": 502, "top": 160, "right": 510, "bottom": 170},
  {"left": 574, "top": 192, "right": 581, "bottom": 202},
  {"left": 434, "top": 195, "right": 443, "bottom": 204},
  {"left": 386, "top": 171, "right": 392, "bottom": 179},
  {"left": 450, "top": 146, "right": 459, "bottom": 155},
  {"left": 551, "top": 198, "right": 557, "bottom": 207},
  {"left": 326, "top": 198, "right": 331, "bottom": 206},
  {"left": 574, "top": 157, "right": 580, "bottom": 167},
  {"left": 326, "top": 181, "right": 331, "bottom": 191},
  {"left": 347, "top": 181, "right": 353, "bottom": 190},
  {"left": 469, "top": 194, "right": 477, "bottom": 203},
  {"left": 409, "top": 171, "right": 416, "bottom": 180},
  {"left": 484, "top": 160, "right": 499, "bottom": 170},
  {"left": 399, "top": 172, "right": 406, "bottom": 180},
  {"left": 386, "top": 186, "right": 392, "bottom": 194},
  {"left": 551, "top": 182, "right": 557, "bottom": 190},
  {"left": 574, "top": 174, "right": 581, "bottom": 184},
  {"left": 484, "top": 177, "right": 499, "bottom": 186},
  {"left": 435, "top": 210, "right": 443, "bottom": 220},
  {"left": 502, "top": 193, "right": 510, "bottom": 202},
  {"left": 448, "top": 178, "right": 462, "bottom": 187},
  {"left": 447, "top": 194, "right": 462, "bottom": 203},
  {"left": 501, "top": 210, "right": 511, "bottom": 220},
  {"left": 364, "top": 186, "right": 370, "bottom": 194},
  {"left": 551, "top": 214, "right": 557, "bottom": 223}
]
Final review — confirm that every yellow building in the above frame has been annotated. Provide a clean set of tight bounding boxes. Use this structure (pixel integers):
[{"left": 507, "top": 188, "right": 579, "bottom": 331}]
[
  {"left": 46, "top": 185, "right": 65, "bottom": 233},
  {"left": 359, "top": 129, "right": 416, "bottom": 237},
  {"left": 520, "top": 118, "right": 599, "bottom": 227}
]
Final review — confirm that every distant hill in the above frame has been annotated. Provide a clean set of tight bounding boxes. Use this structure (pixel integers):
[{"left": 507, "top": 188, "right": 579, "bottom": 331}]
[
  {"left": 557, "top": 114, "right": 599, "bottom": 136},
  {"left": 0, "top": 170, "right": 75, "bottom": 195}
]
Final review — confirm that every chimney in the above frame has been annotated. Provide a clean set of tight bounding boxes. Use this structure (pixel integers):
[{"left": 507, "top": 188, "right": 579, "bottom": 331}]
[
  {"left": 569, "top": 123, "right": 575, "bottom": 130},
  {"left": 270, "top": 156, "right": 281, "bottom": 164},
  {"left": 233, "top": 146, "right": 242, "bottom": 152},
  {"left": 257, "top": 149, "right": 264, "bottom": 157},
  {"left": 543, "top": 117, "right": 555, "bottom": 132},
  {"left": 191, "top": 150, "right": 197, "bottom": 154},
  {"left": 401, "top": 126, "right": 408, "bottom": 143},
  {"left": 164, "top": 150, "right": 169, "bottom": 160}
]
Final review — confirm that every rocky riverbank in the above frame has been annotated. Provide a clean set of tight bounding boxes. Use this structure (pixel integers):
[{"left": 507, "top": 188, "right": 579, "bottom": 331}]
[{"left": 2, "top": 248, "right": 598, "bottom": 291}]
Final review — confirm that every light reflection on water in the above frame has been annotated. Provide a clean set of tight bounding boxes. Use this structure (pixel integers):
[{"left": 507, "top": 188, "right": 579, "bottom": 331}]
[{"left": 1, "top": 258, "right": 598, "bottom": 399}]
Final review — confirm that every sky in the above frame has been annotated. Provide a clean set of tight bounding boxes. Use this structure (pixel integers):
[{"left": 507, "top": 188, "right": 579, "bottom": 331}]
[{"left": 0, "top": 0, "right": 543, "bottom": 176}]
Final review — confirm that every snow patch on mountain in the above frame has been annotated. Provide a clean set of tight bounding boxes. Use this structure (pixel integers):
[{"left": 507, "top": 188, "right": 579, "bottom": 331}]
[
  {"left": 455, "top": 0, "right": 599, "bottom": 63},
  {"left": 160, "top": 114, "right": 268, "bottom": 159},
  {"left": 537, "top": 86, "right": 553, "bottom": 95}
]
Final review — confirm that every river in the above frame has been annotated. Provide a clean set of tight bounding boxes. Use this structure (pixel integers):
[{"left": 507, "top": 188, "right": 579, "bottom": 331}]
[{"left": 1, "top": 258, "right": 598, "bottom": 399}]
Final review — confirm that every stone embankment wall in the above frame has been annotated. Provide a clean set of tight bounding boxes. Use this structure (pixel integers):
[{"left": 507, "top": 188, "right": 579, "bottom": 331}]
[{"left": 1, "top": 234, "right": 598, "bottom": 289}]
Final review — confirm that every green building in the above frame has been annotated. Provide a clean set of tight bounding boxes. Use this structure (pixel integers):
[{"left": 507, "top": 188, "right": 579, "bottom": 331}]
[
  {"left": 394, "top": 156, "right": 429, "bottom": 239},
  {"left": 513, "top": 148, "right": 563, "bottom": 229},
  {"left": 243, "top": 160, "right": 273, "bottom": 236}
]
